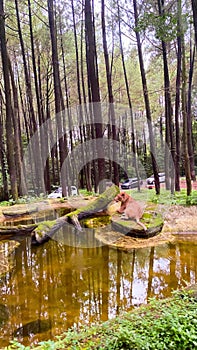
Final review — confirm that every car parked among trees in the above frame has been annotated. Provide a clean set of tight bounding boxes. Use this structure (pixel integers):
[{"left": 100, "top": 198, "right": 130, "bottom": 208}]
[
  {"left": 48, "top": 186, "right": 78, "bottom": 198},
  {"left": 146, "top": 173, "right": 165, "bottom": 189},
  {"left": 121, "top": 178, "right": 143, "bottom": 190}
]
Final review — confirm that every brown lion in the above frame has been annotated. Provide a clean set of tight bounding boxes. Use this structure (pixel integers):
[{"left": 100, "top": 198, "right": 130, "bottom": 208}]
[{"left": 114, "top": 192, "right": 147, "bottom": 231}]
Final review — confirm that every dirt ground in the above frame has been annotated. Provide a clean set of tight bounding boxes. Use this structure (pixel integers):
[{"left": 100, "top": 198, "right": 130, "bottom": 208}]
[{"left": 162, "top": 204, "right": 197, "bottom": 233}]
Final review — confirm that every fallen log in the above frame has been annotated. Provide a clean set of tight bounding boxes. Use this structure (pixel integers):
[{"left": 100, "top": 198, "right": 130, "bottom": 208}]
[
  {"left": 2, "top": 205, "right": 38, "bottom": 218},
  {"left": 31, "top": 185, "right": 120, "bottom": 245},
  {"left": 0, "top": 224, "right": 37, "bottom": 235}
]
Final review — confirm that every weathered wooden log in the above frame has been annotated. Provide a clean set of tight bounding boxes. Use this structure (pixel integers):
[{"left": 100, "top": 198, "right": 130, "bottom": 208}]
[
  {"left": 31, "top": 185, "right": 120, "bottom": 245},
  {"left": 2, "top": 206, "right": 38, "bottom": 218},
  {"left": 0, "top": 224, "right": 37, "bottom": 235}
]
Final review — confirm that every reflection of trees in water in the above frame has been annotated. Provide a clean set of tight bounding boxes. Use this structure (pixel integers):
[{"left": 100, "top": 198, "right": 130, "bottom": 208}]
[
  {"left": 178, "top": 242, "right": 197, "bottom": 285},
  {"left": 0, "top": 238, "right": 197, "bottom": 346}
]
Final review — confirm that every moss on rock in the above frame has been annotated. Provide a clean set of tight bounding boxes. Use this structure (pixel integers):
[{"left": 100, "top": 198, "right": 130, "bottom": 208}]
[{"left": 111, "top": 206, "right": 164, "bottom": 239}]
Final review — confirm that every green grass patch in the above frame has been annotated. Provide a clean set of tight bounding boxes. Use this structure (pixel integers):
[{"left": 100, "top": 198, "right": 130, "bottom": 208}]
[
  {"left": 79, "top": 189, "right": 95, "bottom": 197},
  {"left": 1, "top": 188, "right": 197, "bottom": 207},
  {"left": 0, "top": 201, "right": 13, "bottom": 207},
  {"left": 6, "top": 290, "right": 197, "bottom": 350},
  {"left": 129, "top": 188, "right": 197, "bottom": 206}
]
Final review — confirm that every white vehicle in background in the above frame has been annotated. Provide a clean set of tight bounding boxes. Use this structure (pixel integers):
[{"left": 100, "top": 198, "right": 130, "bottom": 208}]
[
  {"left": 146, "top": 173, "right": 165, "bottom": 189},
  {"left": 48, "top": 186, "right": 78, "bottom": 198}
]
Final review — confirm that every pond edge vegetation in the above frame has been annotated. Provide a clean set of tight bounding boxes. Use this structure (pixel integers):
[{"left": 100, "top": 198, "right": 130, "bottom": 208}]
[
  {"left": 1, "top": 188, "right": 197, "bottom": 349},
  {"left": 6, "top": 288, "right": 197, "bottom": 350}
]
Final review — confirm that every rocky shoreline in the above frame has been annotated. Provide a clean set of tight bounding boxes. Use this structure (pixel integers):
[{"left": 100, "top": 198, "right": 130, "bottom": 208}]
[{"left": 0, "top": 198, "right": 196, "bottom": 249}]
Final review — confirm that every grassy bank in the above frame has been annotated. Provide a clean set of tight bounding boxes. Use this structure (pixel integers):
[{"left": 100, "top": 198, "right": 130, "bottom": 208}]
[
  {"left": 129, "top": 188, "right": 197, "bottom": 206},
  {"left": 7, "top": 289, "right": 197, "bottom": 350}
]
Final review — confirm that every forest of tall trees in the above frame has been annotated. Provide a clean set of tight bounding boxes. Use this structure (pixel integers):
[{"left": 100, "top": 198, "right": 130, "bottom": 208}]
[{"left": 0, "top": 0, "right": 196, "bottom": 199}]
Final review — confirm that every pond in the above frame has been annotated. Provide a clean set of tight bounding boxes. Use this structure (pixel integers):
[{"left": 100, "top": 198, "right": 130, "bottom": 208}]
[{"left": 0, "top": 226, "right": 197, "bottom": 348}]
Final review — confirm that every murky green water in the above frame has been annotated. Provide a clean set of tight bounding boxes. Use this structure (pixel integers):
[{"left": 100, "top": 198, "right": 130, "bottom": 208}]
[{"left": 0, "top": 227, "right": 197, "bottom": 348}]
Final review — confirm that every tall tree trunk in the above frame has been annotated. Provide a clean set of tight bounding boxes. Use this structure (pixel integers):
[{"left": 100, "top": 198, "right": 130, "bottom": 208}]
[
  {"left": 158, "top": 0, "right": 176, "bottom": 194},
  {"left": 0, "top": 92, "right": 9, "bottom": 199},
  {"left": 80, "top": 6, "right": 92, "bottom": 191},
  {"left": 181, "top": 21, "right": 192, "bottom": 195},
  {"left": 84, "top": 0, "right": 98, "bottom": 191},
  {"left": 191, "top": 0, "right": 197, "bottom": 47},
  {"left": 85, "top": 0, "right": 105, "bottom": 193},
  {"left": 8, "top": 58, "right": 25, "bottom": 196},
  {"left": 0, "top": 0, "right": 18, "bottom": 200},
  {"left": 174, "top": 0, "right": 182, "bottom": 192},
  {"left": 47, "top": 0, "right": 68, "bottom": 196},
  {"left": 15, "top": 0, "right": 44, "bottom": 194},
  {"left": 187, "top": 44, "right": 196, "bottom": 181},
  {"left": 28, "top": 0, "right": 50, "bottom": 192},
  {"left": 37, "top": 48, "right": 51, "bottom": 191},
  {"left": 101, "top": 0, "right": 119, "bottom": 186},
  {"left": 133, "top": 0, "right": 160, "bottom": 194},
  {"left": 71, "top": 0, "right": 91, "bottom": 190},
  {"left": 16, "top": 59, "right": 36, "bottom": 189},
  {"left": 117, "top": 0, "right": 140, "bottom": 190}
]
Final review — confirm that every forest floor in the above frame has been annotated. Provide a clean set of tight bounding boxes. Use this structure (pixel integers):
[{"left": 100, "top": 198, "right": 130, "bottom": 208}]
[{"left": 162, "top": 204, "right": 197, "bottom": 233}]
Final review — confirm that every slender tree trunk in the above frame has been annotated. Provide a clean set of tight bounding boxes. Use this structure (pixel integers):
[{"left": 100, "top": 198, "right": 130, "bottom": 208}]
[
  {"left": 177, "top": 0, "right": 192, "bottom": 195},
  {"left": 191, "top": 0, "right": 197, "bottom": 47},
  {"left": 15, "top": 0, "right": 44, "bottom": 194},
  {"left": 0, "top": 0, "right": 18, "bottom": 200},
  {"left": 28, "top": 0, "right": 50, "bottom": 192},
  {"left": 117, "top": 0, "right": 140, "bottom": 190},
  {"left": 174, "top": 0, "right": 182, "bottom": 192},
  {"left": 71, "top": 0, "right": 91, "bottom": 190},
  {"left": 83, "top": 0, "right": 98, "bottom": 191},
  {"left": 16, "top": 59, "right": 37, "bottom": 192},
  {"left": 133, "top": 0, "right": 160, "bottom": 194},
  {"left": 8, "top": 58, "right": 25, "bottom": 196},
  {"left": 182, "top": 32, "right": 192, "bottom": 195},
  {"left": 16, "top": 59, "right": 36, "bottom": 189},
  {"left": 80, "top": 6, "right": 92, "bottom": 191},
  {"left": 85, "top": 0, "right": 105, "bottom": 193},
  {"left": 47, "top": 0, "right": 68, "bottom": 196},
  {"left": 101, "top": 0, "right": 119, "bottom": 186},
  {"left": 0, "top": 92, "right": 9, "bottom": 199},
  {"left": 157, "top": 0, "right": 176, "bottom": 194},
  {"left": 37, "top": 48, "right": 51, "bottom": 191},
  {"left": 187, "top": 44, "right": 196, "bottom": 181},
  {"left": 58, "top": 10, "right": 76, "bottom": 191}
]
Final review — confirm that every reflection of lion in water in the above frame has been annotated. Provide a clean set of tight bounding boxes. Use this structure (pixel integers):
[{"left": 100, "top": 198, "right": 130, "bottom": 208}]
[{"left": 114, "top": 192, "right": 147, "bottom": 231}]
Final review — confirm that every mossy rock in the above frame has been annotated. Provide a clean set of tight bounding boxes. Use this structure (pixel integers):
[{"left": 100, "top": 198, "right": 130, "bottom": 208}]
[{"left": 112, "top": 209, "right": 163, "bottom": 239}]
